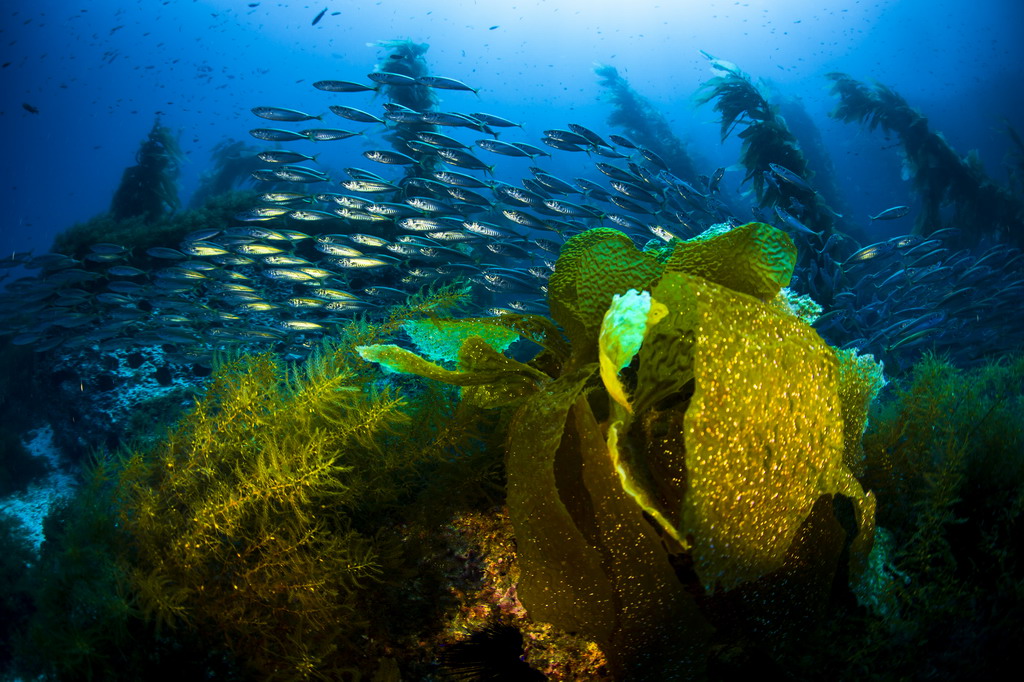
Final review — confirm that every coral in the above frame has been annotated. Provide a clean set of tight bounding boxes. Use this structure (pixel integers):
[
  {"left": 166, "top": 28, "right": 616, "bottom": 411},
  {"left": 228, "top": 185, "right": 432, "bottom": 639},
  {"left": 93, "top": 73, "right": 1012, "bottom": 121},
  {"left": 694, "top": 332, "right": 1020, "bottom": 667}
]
[{"left": 360, "top": 222, "right": 879, "bottom": 678}]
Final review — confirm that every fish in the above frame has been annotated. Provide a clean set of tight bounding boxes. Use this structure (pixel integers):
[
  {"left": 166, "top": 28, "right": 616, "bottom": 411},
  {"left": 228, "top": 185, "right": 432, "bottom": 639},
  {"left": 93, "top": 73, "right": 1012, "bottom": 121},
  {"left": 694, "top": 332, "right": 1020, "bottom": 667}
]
[
  {"left": 313, "top": 80, "right": 378, "bottom": 93},
  {"left": 869, "top": 205, "right": 911, "bottom": 221},
  {"left": 301, "top": 128, "right": 362, "bottom": 141},
  {"left": 311, "top": 7, "right": 327, "bottom": 25},
  {"left": 364, "top": 150, "right": 418, "bottom": 165},
  {"left": 475, "top": 139, "right": 532, "bottom": 157},
  {"left": 328, "top": 105, "right": 385, "bottom": 124},
  {"left": 568, "top": 123, "right": 610, "bottom": 148},
  {"left": 367, "top": 71, "right": 419, "bottom": 87},
  {"left": 257, "top": 150, "right": 319, "bottom": 164},
  {"left": 252, "top": 106, "right": 322, "bottom": 122},
  {"left": 773, "top": 205, "right": 819, "bottom": 237},
  {"left": 250, "top": 128, "right": 311, "bottom": 142},
  {"left": 768, "top": 163, "right": 815, "bottom": 194},
  {"left": 470, "top": 112, "right": 521, "bottom": 128},
  {"left": 416, "top": 76, "right": 479, "bottom": 94}
]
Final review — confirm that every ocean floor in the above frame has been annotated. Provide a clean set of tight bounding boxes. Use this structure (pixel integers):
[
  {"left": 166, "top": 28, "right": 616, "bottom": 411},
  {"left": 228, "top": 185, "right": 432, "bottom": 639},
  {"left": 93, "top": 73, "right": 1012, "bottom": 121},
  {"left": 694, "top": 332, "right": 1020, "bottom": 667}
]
[{"left": 0, "top": 425, "right": 77, "bottom": 552}]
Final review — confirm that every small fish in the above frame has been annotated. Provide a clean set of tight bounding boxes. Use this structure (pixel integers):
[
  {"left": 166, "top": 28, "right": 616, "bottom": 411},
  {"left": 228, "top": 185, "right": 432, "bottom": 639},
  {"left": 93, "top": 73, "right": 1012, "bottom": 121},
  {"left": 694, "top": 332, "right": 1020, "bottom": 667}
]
[
  {"left": 313, "top": 80, "right": 378, "bottom": 93},
  {"left": 280, "top": 320, "right": 326, "bottom": 331},
  {"left": 22, "top": 102, "right": 39, "bottom": 114},
  {"left": 311, "top": 8, "right": 327, "bottom": 26},
  {"left": 708, "top": 167, "right": 725, "bottom": 194},
  {"left": 252, "top": 106, "right": 321, "bottom": 122},
  {"left": 250, "top": 128, "right": 311, "bottom": 142},
  {"left": 416, "top": 75, "right": 479, "bottom": 94},
  {"left": 774, "top": 205, "right": 819, "bottom": 237},
  {"left": 107, "top": 265, "right": 146, "bottom": 277},
  {"left": 544, "top": 129, "right": 591, "bottom": 146},
  {"left": 470, "top": 112, "right": 521, "bottom": 128},
  {"left": 608, "top": 134, "right": 637, "bottom": 149},
  {"left": 364, "top": 149, "right": 418, "bottom": 165},
  {"left": 328, "top": 105, "right": 385, "bottom": 124},
  {"left": 367, "top": 71, "right": 418, "bottom": 86},
  {"left": 768, "top": 163, "right": 815, "bottom": 194},
  {"left": 568, "top": 123, "right": 609, "bottom": 148},
  {"left": 435, "top": 148, "right": 493, "bottom": 172},
  {"left": 146, "top": 247, "right": 188, "bottom": 260},
  {"left": 844, "top": 241, "right": 894, "bottom": 264},
  {"left": 475, "top": 139, "right": 532, "bottom": 157},
  {"left": 257, "top": 150, "right": 318, "bottom": 164},
  {"left": 332, "top": 257, "right": 391, "bottom": 269},
  {"left": 301, "top": 128, "right": 362, "bottom": 141},
  {"left": 637, "top": 146, "right": 670, "bottom": 171},
  {"left": 869, "top": 205, "right": 911, "bottom": 221},
  {"left": 235, "top": 206, "right": 292, "bottom": 221},
  {"left": 339, "top": 180, "right": 398, "bottom": 193},
  {"left": 263, "top": 268, "right": 318, "bottom": 282}
]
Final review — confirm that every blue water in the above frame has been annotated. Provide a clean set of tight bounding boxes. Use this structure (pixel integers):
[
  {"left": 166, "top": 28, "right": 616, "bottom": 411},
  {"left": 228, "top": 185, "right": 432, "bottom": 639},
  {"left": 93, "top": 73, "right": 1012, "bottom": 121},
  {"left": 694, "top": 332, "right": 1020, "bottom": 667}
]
[{"left": 2, "top": 0, "right": 1022, "bottom": 260}]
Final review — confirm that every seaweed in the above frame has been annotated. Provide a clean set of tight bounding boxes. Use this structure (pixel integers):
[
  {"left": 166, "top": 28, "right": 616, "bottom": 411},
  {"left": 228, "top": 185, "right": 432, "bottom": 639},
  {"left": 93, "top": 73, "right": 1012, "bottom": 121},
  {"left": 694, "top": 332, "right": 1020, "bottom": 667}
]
[
  {"left": 594, "top": 64, "right": 699, "bottom": 181},
  {"left": 784, "top": 353, "right": 1024, "bottom": 680},
  {"left": 109, "top": 117, "right": 183, "bottom": 223},
  {"left": 52, "top": 190, "right": 256, "bottom": 260},
  {"left": 359, "top": 223, "right": 879, "bottom": 678},
  {"left": 827, "top": 73, "right": 1024, "bottom": 245},
  {"left": 695, "top": 56, "right": 840, "bottom": 238},
  {"left": 188, "top": 139, "right": 264, "bottom": 209}
]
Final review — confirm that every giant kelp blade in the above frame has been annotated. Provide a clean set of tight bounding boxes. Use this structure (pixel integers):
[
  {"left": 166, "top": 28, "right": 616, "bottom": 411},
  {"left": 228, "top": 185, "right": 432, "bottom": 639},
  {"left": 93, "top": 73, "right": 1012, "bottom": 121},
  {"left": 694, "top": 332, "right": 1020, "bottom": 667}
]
[
  {"left": 679, "top": 274, "right": 875, "bottom": 591},
  {"left": 505, "top": 364, "right": 618, "bottom": 641},
  {"left": 664, "top": 222, "right": 796, "bottom": 300},
  {"left": 574, "top": 399, "right": 713, "bottom": 679}
]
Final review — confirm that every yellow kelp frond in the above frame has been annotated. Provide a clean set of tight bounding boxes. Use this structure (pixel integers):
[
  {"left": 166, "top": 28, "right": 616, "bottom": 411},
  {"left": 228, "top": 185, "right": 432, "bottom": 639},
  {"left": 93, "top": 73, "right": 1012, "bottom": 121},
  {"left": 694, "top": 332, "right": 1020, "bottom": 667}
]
[
  {"left": 403, "top": 318, "right": 520, "bottom": 365},
  {"left": 357, "top": 336, "right": 548, "bottom": 409},
  {"left": 835, "top": 348, "right": 886, "bottom": 473},
  {"left": 679, "top": 274, "right": 874, "bottom": 591},
  {"left": 598, "top": 289, "right": 667, "bottom": 412},
  {"left": 665, "top": 221, "right": 796, "bottom": 300},
  {"left": 547, "top": 228, "right": 662, "bottom": 357}
]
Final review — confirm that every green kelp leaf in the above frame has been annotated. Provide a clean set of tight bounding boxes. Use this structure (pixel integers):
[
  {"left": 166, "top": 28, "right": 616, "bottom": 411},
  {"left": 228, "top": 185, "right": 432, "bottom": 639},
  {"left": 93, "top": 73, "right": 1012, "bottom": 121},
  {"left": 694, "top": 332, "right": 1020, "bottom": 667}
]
[
  {"left": 357, "top": 339, "right": 547, "bottom": 409},
  {"left": 403, "top": 318, "right": 520, "bottom": 366},
  {"left": 458, "top": 336, "right": 551, "bottom": 409},
  {"left": 633, "top": 271, "right": 699, "bottom": 416},
  {"left": 548, "top": 228, "right": 623, "bottom": 341},
  {"left": 678, "top": 274, "right": 875, "bottom": 592},
  {"left": 665, "top": 222, "right": 796, "bottom": 300},
  {"left": 548, "top": 229, "right": 663, "bottom": 361},
  {"left": 575, "top": 401, "right": 712, "bottom": 679},
  {"left": 598, "top": 289, "right": 668, "bottom": 412},
  {"left": 505, "top": 363, "right": 618, "bottom": 641},
  {"left": 459, "top": 313, "right": 572, "bottom": 362}
]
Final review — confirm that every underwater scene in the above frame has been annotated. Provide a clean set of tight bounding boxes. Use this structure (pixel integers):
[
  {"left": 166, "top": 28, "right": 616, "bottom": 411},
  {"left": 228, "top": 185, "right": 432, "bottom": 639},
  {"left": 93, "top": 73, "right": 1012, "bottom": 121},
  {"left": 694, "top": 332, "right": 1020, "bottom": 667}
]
[{"left": 1, "top": 1, "right": 1023, "bottom": 680}]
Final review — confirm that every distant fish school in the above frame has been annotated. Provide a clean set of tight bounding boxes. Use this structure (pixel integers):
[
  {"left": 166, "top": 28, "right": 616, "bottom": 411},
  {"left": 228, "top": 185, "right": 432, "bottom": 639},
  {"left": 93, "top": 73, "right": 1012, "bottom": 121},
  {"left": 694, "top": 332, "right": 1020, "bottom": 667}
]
[{"left": 0, "top": 54, "right": 1022, "bottom": 378}]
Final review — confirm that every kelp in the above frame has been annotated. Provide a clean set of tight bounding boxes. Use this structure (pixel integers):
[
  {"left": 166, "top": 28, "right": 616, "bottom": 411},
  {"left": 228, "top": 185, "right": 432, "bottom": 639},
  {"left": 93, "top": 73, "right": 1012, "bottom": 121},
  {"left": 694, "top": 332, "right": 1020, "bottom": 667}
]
[
  {"left": 109, "top": 117, "right": 183, "bottom": 222},
  {"left": 188, "top": 139, "right": 263, "bottom": 208},
  {"left": 696, "top": 56, "right": 839, "bottom": 237},
  {"left": 827, "top": 73, "right": 1024, "bottom": 245},
  {"left": 360, "top": 222, "right": 879, "bottom": 677},
  {"left": 595, "top": 63, "right": 699, "bottom": 181},
  {"left": 776, "top": 94, "right": 852, "bottom": 227}
]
